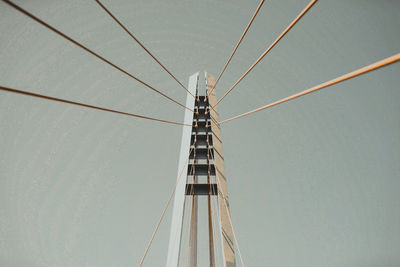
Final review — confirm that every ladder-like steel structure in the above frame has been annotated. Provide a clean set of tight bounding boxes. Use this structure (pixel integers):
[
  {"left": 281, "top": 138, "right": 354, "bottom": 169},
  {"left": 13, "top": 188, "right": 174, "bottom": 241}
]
[{"left": 167, "top": 72, "right": 236, "bottom": 267}]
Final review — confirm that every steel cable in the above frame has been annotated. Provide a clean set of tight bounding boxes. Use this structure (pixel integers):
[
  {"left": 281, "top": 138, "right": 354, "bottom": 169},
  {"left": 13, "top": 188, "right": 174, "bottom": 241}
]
[
  {"left": 1, "top": 0, "right": 193, "bottom": 112},
  {"left": 207, "top": 0, "right": 266, "bottom": 98},
  {"left": 214, "top": 0, "right": 318, "bottom": 108},
  {"left": 207, "top": 146, "right": 245, "bottom": 267},
  {"left": 0, "top": 85, "right": 191, "bottom": 126},
  {"left": 94, "top": 0, "right": 195, "bottom": 99},
  {"left": 219, "top": 53, "right": 400, "bottom": 124},
  {"left": 138, "top": 147, "right": 194, "bottom": 267}
]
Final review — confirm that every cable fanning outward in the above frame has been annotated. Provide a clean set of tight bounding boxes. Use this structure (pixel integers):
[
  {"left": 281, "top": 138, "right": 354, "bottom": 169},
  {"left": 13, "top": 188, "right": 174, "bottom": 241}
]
[
  {"left": 213, "top": 0, "right": 318, "bottom": 108},
  {"left": 94, "top": 0, "right": 195, "bottom": 99},
  {"left": 1, "top": 0, "right": 193, "bottom": 112},
  {"left": 0, "top": 86, "right": 191, "bottom": 126},
  {"left": 219, "top": 53, "right": 400, "bottom": 124},
  {"left": 207, "top": 0, "right": 266, "bottom": 98},
  {"left": 207, "top": 146, "right": 246, "bottom": 267}
]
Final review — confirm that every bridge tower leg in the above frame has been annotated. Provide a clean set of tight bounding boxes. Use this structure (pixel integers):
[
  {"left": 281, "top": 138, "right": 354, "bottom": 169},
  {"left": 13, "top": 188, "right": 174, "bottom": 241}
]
[{"left": 166, "top": 72, "right": 236, "bottom": 267}]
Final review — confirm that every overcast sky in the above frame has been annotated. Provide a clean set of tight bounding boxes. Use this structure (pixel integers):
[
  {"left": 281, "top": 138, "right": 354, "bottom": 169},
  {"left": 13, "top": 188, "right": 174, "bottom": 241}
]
[{"left": 1, "top": 0, "right": 399, "bottom": 266}]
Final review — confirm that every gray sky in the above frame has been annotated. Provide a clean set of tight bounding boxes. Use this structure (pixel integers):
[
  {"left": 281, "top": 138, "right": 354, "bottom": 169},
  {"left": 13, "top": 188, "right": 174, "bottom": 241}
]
[{"left": 0, "top": 0, "right": 399, "bottom": 266}]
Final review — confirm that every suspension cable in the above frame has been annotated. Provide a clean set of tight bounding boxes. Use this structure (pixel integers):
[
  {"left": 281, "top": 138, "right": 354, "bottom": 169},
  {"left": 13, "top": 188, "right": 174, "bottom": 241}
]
[
  {"left": 0, "top": 85, "right": 191, "bottom": 126},
  {"left": 219, "top": 53, "right": 400, "bottom": 124},
  {"left": 207, "top": 146, "right": 245, "bottom": 267},
  {"left": 214, "top": 0, "right": 318, "bottom": 108},
  {"left": 138, "top": 147, "right": 194, "bottom": 267},
  {"left": 94, "top": 0, "right": 195, "bottom": 99},
  {"left": 207, "top": 147, "right": 224, "bottom": 266},
  {"left": 172, "top": 151, "right": 195, "bottom": 267},
  {"left": 207, "top": 0, "right": 266, "bottom": 98},
  {"left": 1, "top": 0, "right": 193, "bottom": 112}
]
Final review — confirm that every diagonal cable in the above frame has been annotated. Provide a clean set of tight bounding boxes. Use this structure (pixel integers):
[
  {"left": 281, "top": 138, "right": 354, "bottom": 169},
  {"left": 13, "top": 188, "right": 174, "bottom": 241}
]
[
  {"left": 1, "top": 0, "right": 193, "bottom": 112},
  {"left": 0, "top": 85, "right": 191, "bottom": 126},
  {"left": 207, "top": 146, "right": 246, "bottom": 266},
  {"left": 138, "top": 147, "right": 194, "bottom": 267},
  {"left": 94, "top": 0, "right": 195, "bottom": 99},
  {"left": 219, "top": 53, "right": 400, "bottom": 124},
  {"left": 214, "top": 0, "right": 318, "bottom": 108},
  {"left": 207, "top": 0, "right": 266, "bottom": 98}
]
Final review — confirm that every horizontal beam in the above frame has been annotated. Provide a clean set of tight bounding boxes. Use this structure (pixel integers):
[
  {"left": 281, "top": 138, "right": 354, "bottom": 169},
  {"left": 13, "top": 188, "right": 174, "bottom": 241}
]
[
  {"left": 187, "top": 164, "right": 216, "bottom": 175},
  {"left": 185, "top": 184, "right": 218, "bottom": 195}
]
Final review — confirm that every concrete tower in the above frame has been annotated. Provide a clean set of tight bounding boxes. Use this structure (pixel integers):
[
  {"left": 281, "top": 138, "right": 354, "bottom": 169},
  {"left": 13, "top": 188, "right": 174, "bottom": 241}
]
[{"left": 166, "top": 72, "right": 236, "bottom": 267}]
